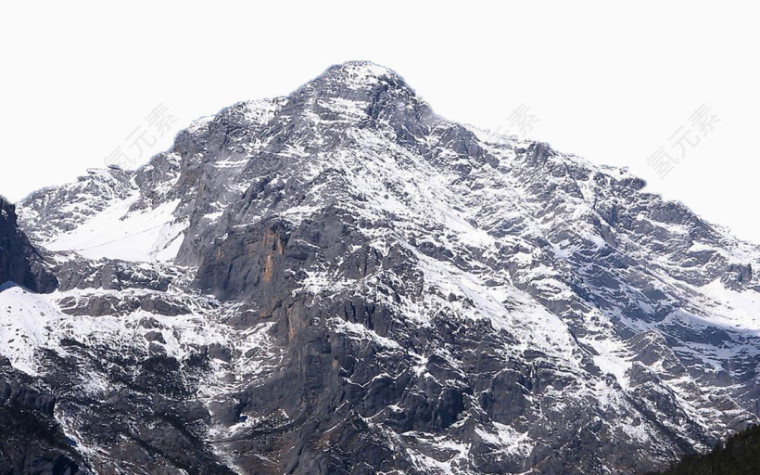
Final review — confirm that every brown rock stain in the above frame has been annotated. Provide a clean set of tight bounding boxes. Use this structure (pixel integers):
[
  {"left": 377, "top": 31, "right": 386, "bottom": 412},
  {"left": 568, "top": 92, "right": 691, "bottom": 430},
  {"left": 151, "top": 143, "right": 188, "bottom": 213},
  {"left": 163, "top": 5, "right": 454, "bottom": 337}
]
[
  {"left": 286, "top": 305, "right": 295, "bottom": 342},
  {"left": 276, "top": 236, "right": 285, "bottom": 255},
  {"left": 263, "top": 252, "right": 274, "bottom": 282}
]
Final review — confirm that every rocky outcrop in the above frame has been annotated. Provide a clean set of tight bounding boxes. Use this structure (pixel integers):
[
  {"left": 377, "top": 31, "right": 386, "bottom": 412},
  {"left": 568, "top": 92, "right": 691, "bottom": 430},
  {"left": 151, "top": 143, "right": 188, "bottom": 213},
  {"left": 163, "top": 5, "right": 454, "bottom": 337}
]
[
  {"left": 0, "top": 197, "right": 57, "bottom": 292},
  {"left": 0, "top": 358, "right": 82, "bottom": 474}
]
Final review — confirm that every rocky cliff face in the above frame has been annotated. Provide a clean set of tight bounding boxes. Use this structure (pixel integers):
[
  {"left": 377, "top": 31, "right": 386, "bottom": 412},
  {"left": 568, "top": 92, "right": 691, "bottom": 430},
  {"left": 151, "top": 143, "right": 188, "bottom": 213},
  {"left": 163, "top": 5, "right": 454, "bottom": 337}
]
[
  {"left": 0, "top": 197, "right": 57, "bottom": 292},
  {"left": 3, "top": 61, "right": 760, "bottom": 474}
]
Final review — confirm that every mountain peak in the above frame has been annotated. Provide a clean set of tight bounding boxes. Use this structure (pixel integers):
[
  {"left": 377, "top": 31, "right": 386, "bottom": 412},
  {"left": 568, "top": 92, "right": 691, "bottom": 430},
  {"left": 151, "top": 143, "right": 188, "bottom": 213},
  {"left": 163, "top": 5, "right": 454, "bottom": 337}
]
[
  {"left": 328, "top": 59, "right": 397, "bottom": 76},
  {"left": 313, "top": 60, "right": 411, "bottom": 92}
]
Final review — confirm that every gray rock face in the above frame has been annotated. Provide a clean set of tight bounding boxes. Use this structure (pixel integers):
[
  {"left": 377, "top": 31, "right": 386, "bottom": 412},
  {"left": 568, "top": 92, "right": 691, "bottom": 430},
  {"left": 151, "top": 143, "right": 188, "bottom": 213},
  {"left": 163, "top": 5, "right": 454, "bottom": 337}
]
[
  {"left": 0, "top": 197, "right": 57, "bottom": 292},
  {"left": 3, "top": 61, "right": 760, "bottom": 474},
  {"left": 0, "top": 358, "right": 83, "bottom": 474}
]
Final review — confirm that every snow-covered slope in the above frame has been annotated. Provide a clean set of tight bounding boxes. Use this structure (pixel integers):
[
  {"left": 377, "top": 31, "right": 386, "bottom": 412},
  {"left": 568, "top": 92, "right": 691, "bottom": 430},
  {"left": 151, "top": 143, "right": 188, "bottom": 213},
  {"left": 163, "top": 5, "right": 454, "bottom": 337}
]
[
  {"left": 0, "top": 284, "right": 63, "bottom": 375},
  {"left": 4, "top": 61, "right": 760, "bottom": 474},
  {"left": 43, "top": 193, "right": 184, "bottom": 262}
]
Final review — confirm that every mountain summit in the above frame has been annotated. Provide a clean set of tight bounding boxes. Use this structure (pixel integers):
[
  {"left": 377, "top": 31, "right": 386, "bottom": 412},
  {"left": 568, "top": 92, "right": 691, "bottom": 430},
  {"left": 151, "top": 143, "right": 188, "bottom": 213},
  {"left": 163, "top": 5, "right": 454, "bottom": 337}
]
[{"left": 3, "top": 62, "right": 760, "bottom": 474}]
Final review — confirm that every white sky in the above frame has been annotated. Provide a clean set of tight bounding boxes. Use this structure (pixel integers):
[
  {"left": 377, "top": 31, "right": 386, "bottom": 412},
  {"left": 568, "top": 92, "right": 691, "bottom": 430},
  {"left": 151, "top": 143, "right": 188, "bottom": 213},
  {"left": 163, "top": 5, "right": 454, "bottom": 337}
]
[{"left": 2, "top": 1, "right": 758, "bottom": 242}]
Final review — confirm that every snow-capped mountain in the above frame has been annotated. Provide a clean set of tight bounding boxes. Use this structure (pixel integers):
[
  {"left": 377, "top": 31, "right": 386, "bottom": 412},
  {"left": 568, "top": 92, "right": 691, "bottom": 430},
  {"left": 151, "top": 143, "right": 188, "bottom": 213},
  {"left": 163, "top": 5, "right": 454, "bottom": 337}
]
[{"left": 2, "top": 61, "right": 760, "bottom": 474}]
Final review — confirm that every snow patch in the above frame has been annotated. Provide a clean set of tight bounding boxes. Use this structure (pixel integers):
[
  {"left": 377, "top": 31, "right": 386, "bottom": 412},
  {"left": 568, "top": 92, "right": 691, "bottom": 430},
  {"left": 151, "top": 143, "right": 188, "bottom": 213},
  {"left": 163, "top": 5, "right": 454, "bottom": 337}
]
[{"left": 45, "top": 194, "right": 184, "bottom": 262}]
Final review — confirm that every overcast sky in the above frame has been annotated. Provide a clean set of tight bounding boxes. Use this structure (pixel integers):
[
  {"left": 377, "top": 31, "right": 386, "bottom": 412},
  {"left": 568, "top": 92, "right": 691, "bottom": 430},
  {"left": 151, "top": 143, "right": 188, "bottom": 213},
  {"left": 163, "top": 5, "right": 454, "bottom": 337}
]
[{"left": 2, "top": 1, "right": 758, "bottom": 242}]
